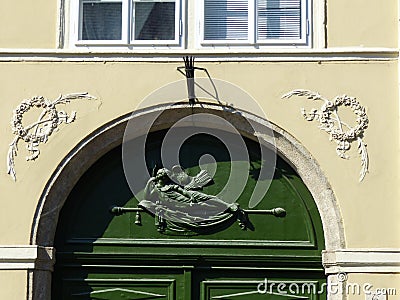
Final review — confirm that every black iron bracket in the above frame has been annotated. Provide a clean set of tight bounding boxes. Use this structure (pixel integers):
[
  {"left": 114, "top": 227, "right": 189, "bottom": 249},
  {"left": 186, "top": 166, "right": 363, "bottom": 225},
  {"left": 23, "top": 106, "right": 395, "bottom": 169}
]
[{"left": 177, "top": 56, "right": 209, "bottom": 105}]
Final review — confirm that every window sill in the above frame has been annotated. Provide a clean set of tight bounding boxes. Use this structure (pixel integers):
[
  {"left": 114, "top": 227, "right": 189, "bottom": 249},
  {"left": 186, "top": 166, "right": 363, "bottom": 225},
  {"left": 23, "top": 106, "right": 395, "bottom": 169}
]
[{"left": 0, "top": 47, "right": 397, "bottom": 62}]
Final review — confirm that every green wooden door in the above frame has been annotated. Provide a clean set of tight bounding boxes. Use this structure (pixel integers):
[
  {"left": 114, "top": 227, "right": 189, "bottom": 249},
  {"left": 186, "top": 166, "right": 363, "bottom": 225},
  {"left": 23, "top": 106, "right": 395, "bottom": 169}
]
[{"left": 52, "top": 130, "right": 326, "bottom": 300}]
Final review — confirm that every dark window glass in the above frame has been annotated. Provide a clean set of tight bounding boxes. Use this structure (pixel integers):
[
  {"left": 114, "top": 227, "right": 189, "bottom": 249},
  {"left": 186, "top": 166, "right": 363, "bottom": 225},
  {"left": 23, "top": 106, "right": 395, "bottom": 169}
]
[
  {"left": 82, "top": 2, "right": 122, "bottom": 40},
  {"left": 134, "top": 2, "right": 175, "bottom": 40}
]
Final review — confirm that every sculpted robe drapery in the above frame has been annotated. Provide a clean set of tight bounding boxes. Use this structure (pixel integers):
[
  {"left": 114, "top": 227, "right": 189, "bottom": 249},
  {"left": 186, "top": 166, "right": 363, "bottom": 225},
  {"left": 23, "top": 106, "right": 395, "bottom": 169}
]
[{"left": 138, "top": 167, "right": 247, "bottom": 235}]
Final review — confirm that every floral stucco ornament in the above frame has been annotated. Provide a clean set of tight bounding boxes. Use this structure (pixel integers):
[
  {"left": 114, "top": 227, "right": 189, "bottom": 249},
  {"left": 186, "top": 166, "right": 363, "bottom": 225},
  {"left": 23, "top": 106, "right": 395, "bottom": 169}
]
[
  {"left": 7, "top": 93, "right": 96, "bottom": 181},
  {"left": 282, "top": 89, "right": 369, "bottom": 181}
]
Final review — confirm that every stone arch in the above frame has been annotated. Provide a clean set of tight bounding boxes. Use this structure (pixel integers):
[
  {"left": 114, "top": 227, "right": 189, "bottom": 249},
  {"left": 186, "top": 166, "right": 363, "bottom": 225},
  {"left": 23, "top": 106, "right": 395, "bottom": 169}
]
[{"left": 29, "top": 103, "right": 345, "bottom": 299}]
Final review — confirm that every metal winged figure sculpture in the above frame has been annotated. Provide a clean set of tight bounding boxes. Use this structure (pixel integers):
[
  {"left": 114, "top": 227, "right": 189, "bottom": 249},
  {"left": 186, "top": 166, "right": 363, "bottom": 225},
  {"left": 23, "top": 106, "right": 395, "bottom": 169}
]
[{"left": 139, "top": 166, "right": 249, "bottom": 235}]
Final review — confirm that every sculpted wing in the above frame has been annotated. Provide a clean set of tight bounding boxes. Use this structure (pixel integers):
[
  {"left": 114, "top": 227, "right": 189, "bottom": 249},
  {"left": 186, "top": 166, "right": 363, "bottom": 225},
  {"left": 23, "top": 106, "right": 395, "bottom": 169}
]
[
  {"left": 170, "top": 165, "right": 212, "bottom": 190},
  {"left": 184, "top": 169, "right": 212, "bottom": 190}
]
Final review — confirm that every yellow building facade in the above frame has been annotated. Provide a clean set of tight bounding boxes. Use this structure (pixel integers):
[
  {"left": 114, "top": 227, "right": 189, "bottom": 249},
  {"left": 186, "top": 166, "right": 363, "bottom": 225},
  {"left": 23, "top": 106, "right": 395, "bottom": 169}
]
[{"left": 0, "top": 0, "right": 399, "bottom": 299}]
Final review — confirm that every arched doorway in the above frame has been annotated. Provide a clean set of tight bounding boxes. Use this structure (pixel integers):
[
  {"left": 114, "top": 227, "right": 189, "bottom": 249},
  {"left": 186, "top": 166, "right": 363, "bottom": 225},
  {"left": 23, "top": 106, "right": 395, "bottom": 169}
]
[
  {"left": 52, "top": 130, "right": 326, "bottom": 299},
  {"left": 30, "top": 104, "right": 345, "bottom": 300}
]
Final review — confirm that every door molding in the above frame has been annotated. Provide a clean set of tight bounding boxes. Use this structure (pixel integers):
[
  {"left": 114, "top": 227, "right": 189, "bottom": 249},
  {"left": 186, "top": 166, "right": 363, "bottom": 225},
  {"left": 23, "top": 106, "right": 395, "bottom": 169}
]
[
  {"left": 323, "top": 249, "right": 400, "bottom": 274},
  {"left": 0, "top": 245, "right": 54, "bottom": 270}
]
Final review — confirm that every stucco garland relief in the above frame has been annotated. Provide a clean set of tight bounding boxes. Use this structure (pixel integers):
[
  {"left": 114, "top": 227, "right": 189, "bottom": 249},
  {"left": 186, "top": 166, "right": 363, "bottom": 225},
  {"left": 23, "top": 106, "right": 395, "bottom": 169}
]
[
  {"left": 7, "top": 93, "right": 96, "bottom": 181},
  {"left": 282, "top": 89, "right": 369, "bottom": 181}
]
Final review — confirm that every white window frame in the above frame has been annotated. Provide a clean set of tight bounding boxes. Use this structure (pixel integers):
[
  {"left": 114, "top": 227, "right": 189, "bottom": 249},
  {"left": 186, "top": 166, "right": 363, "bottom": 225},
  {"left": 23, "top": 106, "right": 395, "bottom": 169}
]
[
  {"left": 197, "top": 0, "right": 311, "bottom": 48},
  {"left": 256, "top": 0, "right": 309, "bottom": 45},
  {"left": 63, "top": 0, "right": 324, "bottom": 50},
  {"left": 69, "top": 0, "right": 182, "bottom": 47},
  {"left": 130, "top": 0, "right": 181, "bottom": 46},
  {"left": 197, "top": 0, "right": 254, "bottom": 45},
  {"left": 77, "top": 0, "right": 129, "bottom": 45}
]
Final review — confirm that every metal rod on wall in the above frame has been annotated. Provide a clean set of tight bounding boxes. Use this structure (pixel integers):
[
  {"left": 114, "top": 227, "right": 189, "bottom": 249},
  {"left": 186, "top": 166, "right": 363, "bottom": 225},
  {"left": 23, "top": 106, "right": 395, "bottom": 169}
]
[{"left": 110, "top": 206, "right": 286, "bottom": 217}]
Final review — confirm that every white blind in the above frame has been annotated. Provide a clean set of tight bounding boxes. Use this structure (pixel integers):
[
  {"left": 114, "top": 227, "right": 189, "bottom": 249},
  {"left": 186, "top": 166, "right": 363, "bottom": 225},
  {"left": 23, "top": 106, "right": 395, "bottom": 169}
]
[
  {"left": 257, "top": 0, "right": 302, "bottom": 40},
  {"left": 204, "top": 0, "right": 249, "bottom": 40}
]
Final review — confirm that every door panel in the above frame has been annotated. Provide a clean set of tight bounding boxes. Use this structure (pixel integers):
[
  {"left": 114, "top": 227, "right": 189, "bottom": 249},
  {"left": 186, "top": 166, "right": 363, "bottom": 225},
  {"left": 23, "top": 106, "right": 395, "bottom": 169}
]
[
  {"left": 65, "top": 279, "right": 175, "bottom": 299},
  {"left": 193, "top": 269, "right": 326, "bottom": 300},
  {"left": 54, "top": 268, "right": 186, "bottom": 300},
  {"left": 200, "top": 279, "right": 325, "bottom": 300}
]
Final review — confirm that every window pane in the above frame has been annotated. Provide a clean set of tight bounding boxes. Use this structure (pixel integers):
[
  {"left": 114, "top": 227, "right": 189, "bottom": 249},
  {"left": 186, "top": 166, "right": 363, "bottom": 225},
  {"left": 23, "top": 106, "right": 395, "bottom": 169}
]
[
  {"left": 204, "top": 0, "right": 248, "bottom": 40},
  {"left": 134, "top": 1, "right": 176, "bottom": 40},
  {"left": 82, "top": 2, "right": 122, "bottom": 40},
  {"left": 257, "top": 0, "right": 302, "bottom": 40}
]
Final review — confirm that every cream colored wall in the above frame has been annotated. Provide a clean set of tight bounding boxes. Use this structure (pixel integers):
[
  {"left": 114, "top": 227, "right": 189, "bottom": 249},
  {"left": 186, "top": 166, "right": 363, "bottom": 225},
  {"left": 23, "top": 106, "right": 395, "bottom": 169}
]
[
  {"left": 0, "top": 0, "right": 397, "bottom": 49},
  {"left": 0, "top": 271, "right": 27, "bottom": 299},
  {"left": 0, "top": 3, "right": 398, "bottom": 300},
  {"left": 0, "top": 61, "right": 398, "bottom": 248},
  {"left": 327, "top": 0, "right": 398, "bottom": 48},
  {"left": 0, "top": 0, "right": 57, "bottom": 49}
]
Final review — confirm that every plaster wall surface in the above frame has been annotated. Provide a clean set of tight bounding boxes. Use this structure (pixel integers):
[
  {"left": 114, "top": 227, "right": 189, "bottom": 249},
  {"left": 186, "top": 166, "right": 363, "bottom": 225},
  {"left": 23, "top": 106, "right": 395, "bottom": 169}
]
[{"left": 0, "top": 61, "right": 398, "bottom": 248}]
